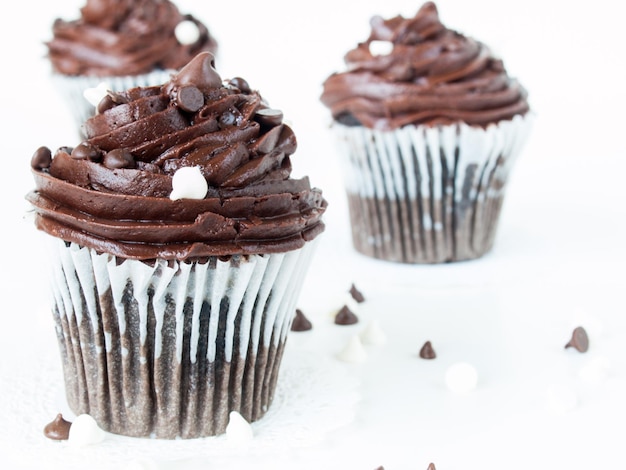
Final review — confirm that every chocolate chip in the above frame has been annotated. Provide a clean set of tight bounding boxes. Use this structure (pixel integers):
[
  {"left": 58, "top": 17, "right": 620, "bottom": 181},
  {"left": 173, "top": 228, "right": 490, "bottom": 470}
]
[
  {"left": 228, "top": 77, "right": 251, "bottom": 93},
  {"left": 71, "top": 142, "right": 101, "bottom": 161},
  {"left": 427, "top": 464, "right": 436, "bottom": 470},
  {"left": 177, "top": 85, "right": 204, "bottom": 112},
  {"left": 349, "top": 283, "right": 365, "bottom": 303},
  {"left": 31, "top": 146, "right": 52, "bottom": 170},
  {"left": 96, "top": 94, "right": 116, "bottom": 114},
  {"left": 419, "top": 341, "right": 436, "bottom": 359},
  {"left": 43, "top": 413, "right": 72, "bottom": 440},
  {"left": 103, "top": 149, "right": 135, "bottom": 169},
  {"left": 565, "top": 326, "right": 589, "bottom": 353},
  {"left": 255, "top": 108, "right": 283, "bottom": 127},
  {"left": 291, "top": 309, "right": 313, "bottom": 332},
  {"left": 334, "top": 305, "right": 358, "bottom": 325}
]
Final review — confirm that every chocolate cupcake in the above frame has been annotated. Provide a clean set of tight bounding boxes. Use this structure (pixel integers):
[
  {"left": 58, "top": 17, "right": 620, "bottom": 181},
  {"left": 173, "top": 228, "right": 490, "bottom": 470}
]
[
  {"left": 320, "top": 2, "right": 532, "bottom": 263},
  {"left": 46, "top": 0, "right": 218, "bottom": 134},
  {"left": 26, "top": 52, "right": 326, "bottom": 438}
]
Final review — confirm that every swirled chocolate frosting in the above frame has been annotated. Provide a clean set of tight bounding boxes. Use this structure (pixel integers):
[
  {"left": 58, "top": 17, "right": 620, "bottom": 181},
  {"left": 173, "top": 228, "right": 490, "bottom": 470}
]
[
  {"left": 47, "top": 0, "right": 218, "bottom": 76},
  {"left": 320, "top": 2, "right": 529, "bottom": 130},
  {"left": 27, "top": 52, "right": 327, "bottom": 260}
]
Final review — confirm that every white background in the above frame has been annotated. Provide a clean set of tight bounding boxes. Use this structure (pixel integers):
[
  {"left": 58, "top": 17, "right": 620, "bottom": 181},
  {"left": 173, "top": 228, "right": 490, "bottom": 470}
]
[{"left": 1, "top": 1, "right": 625, "bottom": 469}]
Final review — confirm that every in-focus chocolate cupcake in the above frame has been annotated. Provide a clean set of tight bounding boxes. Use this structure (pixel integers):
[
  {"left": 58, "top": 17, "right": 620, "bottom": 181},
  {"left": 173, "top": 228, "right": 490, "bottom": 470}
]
[
  {"left": 46, "top": 0, "right": 218, "bottom": 134},
  {"left": 320, "top": 2, "right": 532, "bottom": 263},
  {"left": 26, "top": 52, "right": 326, "bottom": 438}
]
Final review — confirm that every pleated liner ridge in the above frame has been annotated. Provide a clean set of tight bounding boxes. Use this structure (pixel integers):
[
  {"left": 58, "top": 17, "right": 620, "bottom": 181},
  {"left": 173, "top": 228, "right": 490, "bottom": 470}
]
[
  {"left": 48, "top": 239, "right": 317, "bottom": 438},
  {"left": 333, "top": 113, "right": 533, "bottom": 263}
]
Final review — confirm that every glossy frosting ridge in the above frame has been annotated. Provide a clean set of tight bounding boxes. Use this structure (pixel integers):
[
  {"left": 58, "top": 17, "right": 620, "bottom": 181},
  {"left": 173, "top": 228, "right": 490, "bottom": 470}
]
[
  {"left": 28, "top": 52, "right": 326, "bottom": 260},
  {"left": 320, "top": 2, "right": 529, "bottom": 130},
  {"left": 47, "top": 0, "right": 218, "bottom": 76}
]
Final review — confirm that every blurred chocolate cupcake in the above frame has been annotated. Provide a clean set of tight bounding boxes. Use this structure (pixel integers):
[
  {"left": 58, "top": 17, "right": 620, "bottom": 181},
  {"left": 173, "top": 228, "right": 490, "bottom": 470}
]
[
  {"left": 27, "top": 52, "right": 326, "bottom": 438},
  {"left": 320, "top": 2, "right": 532, "bottom": 263},
  {"left": 46, "top": 0, "right": 218, "bottom": 134}
]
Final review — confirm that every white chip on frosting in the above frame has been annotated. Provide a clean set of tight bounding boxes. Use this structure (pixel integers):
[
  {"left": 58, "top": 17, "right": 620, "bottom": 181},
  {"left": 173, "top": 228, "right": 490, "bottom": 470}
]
[
  {"left": 226, "top": 411, "right": 254, "bottom": 444},
  {"left": 83, "top": 82, "right": 111, "bottom": 107},
  {"left": 68, "top": 414, "right": 105, "bottom": 446},
  {"left": 359, "top": 319, "right": 387, "bottom": 346},
  {"left": 369, "top": 40, "right": 394, "bottom": 56},
  {"left": 337, "top": 335, "right": 367, "bottom": 363},
  {"left": 170, "top": 166, "right": 208, "bottom": 200},
  {"left": 445, "top": 362, "right": 478, "bottom": 394},
  {"left": 175, "top": 20, "right": 201, "bottom": 45}
]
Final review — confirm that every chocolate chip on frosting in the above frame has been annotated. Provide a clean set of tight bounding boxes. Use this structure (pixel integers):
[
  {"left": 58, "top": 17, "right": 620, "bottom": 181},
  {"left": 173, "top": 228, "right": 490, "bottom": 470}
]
[
  {"left": 255, "top": 108, "right": 284, "bottom": 127},
  {"left": 43, "top": 413, "right": 72, "bottom": 440},
  {"left": 291, "top": 309, "right": 313, "bottom": 332},
  {"left": 334, "top": 305, "right": 359, "bottom": 325},
  {"left": 419, "top": 340, "right": 436, "bottom": 359},
  {"left": 103, "top": 149, "right": 135, "bottom": 169},
  {"left": 71, "top": 142, "right": 101, "bottom": 161},
  {"left": 177, "top": 85, "right": 204, "bottom": 112},
  {"left": 228, "top": 77, "right": 251, "bottom": 94},
  {"left": 565, "top": 326, "right": 589, "bottom": 353},
  {"left": 31, "top": 146, "right": 52, "bottom": 170}
]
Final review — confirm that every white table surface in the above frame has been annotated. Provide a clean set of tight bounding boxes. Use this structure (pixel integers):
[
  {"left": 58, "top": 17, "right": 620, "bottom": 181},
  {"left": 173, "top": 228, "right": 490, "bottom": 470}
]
[{"left": 1, "top": 1, "right": 625, "bottom": 469}]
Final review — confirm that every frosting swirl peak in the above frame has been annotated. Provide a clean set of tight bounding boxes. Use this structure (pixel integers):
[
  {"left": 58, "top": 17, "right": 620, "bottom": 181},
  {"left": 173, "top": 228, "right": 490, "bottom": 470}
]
[
  {"left": 320, "top": 2, "right": 529, "bottom": 130},
  {"left": 27, "top": 53, "right": 327, "bottom": 260}
]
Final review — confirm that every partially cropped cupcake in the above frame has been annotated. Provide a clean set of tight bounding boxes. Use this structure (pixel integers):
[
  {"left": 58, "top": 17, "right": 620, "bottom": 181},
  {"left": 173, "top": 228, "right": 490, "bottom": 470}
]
[
  {"left": 46, "top": 0, "right": 218, "bottom": 134},
  {"left": 320, "top": 2, "right": 532, "bottom": 263},
  {"left": 26, "top": 52, "right": 326, "bottom": 438}
]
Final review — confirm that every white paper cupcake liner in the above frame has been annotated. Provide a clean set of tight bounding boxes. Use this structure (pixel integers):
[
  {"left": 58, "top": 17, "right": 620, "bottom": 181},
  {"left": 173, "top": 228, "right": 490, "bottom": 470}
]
[
  {"left": 331, "top": 114, "right": 533, "bottom": 263},
  {"left": 47, "top": 239, "right": 318, "bottom": 438},
  {"left": 51, "top": 69, "right": 176, "bottom": 135}
]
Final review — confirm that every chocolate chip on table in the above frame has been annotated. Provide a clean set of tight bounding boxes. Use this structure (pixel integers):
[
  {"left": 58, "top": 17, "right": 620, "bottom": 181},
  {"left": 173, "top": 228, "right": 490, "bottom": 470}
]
[
  {"left": 349, "top": 283, "right": 365, "bottom": 303},
  {"left": 103, "top": 149, "right": 135, "bottom": 169},
  {"left": 177, "top": 85, "right": 204, "bottom": 112},
  {"left": 565, "top": 326, "right": 589, "bottom": 352},
  {"left": 31, "top": 146, "right": 52, "bottom": 170},
  {"left": 43, "top": 413, "right": 72, "bottom": 440},
  {"left": 291, "top": 309, "right": 313, "bottom": 332},
  {"left": 427, "top": 464, "right": 437, "bottom": 470},
  {"left": 419, "top": 341, "right": 436, "bottom": 359},
  {"left": 334, "top": 305, "right": 358, "bottom": 325},
  {"left": 71, "top": 142, "right": 101, "bottom": 161}
]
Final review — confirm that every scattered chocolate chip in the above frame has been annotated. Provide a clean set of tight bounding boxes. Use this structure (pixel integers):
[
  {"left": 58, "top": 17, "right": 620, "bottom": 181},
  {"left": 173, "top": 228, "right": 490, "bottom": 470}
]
[
  {"left": 177, "top": 85, "right": 204, "bottom": 112},
  {"left": 334, "top": 305, "right": 358, "bottom": 325},
  {"left": 419, "top": 341, "right": 436, "bottom": 359},
  {"left": 427, "top": 464, "right": 436, "bottom": 470},
  {"left": 255, "top": 108, "right": 283, "bottom": 127},
  {"left": 228, "top": 77, "right": 251, "bottom": 93},
  {"left": 103, "top": 149, "right": 135, "bottom": 169},
  {"left": 374, "top": 467, "right": 385, "bottom": 470},
  {"left": 43, "top": 413, "right": 72, "bottom": 440},
  {"left": 71, "top": 142, "right": 101, "bottom": 161},
  {"left": 565, "top": 326, "right": 589, "bottom": 352},
  {"left": 291, "top": 309, "right": 313, "bottom": 332},
  {"left": 31, "top": 146, "right": 52, "bottom": 170},
  {"left": 349, "top": 283, "right": 365, "bottom": 303}
]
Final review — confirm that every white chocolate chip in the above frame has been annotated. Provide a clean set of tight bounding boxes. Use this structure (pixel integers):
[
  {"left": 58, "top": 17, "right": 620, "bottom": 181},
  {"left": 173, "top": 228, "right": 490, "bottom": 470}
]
[
  {"left": 68, "top": 414, "right": 105, "bottom": 446},
  {"left": 83, "top": 82, "right": 111, "bottom": 107},
  {"left": 359, "top": 319, "right": 387, "bottom": 346},
  {"left": 337, "top": 335, "right": 367, "bottom": 363},
  {"left": 578, "top": 356, "right": 611, "bottom": 384},
  {"left": 226, "top": 411, "right": 254, "bottom": 444},
  {"left": 369, "top": 40, "right": 394, "bottom": 56},
  {"left": 445, "top": 362, "right": 478, "bottom": 394},
  {"left": 170, "top": 166, "right": 208, "bottom": 200},
  {"left": 175, "top": 20, "right": 201, "bottom": 45}
]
